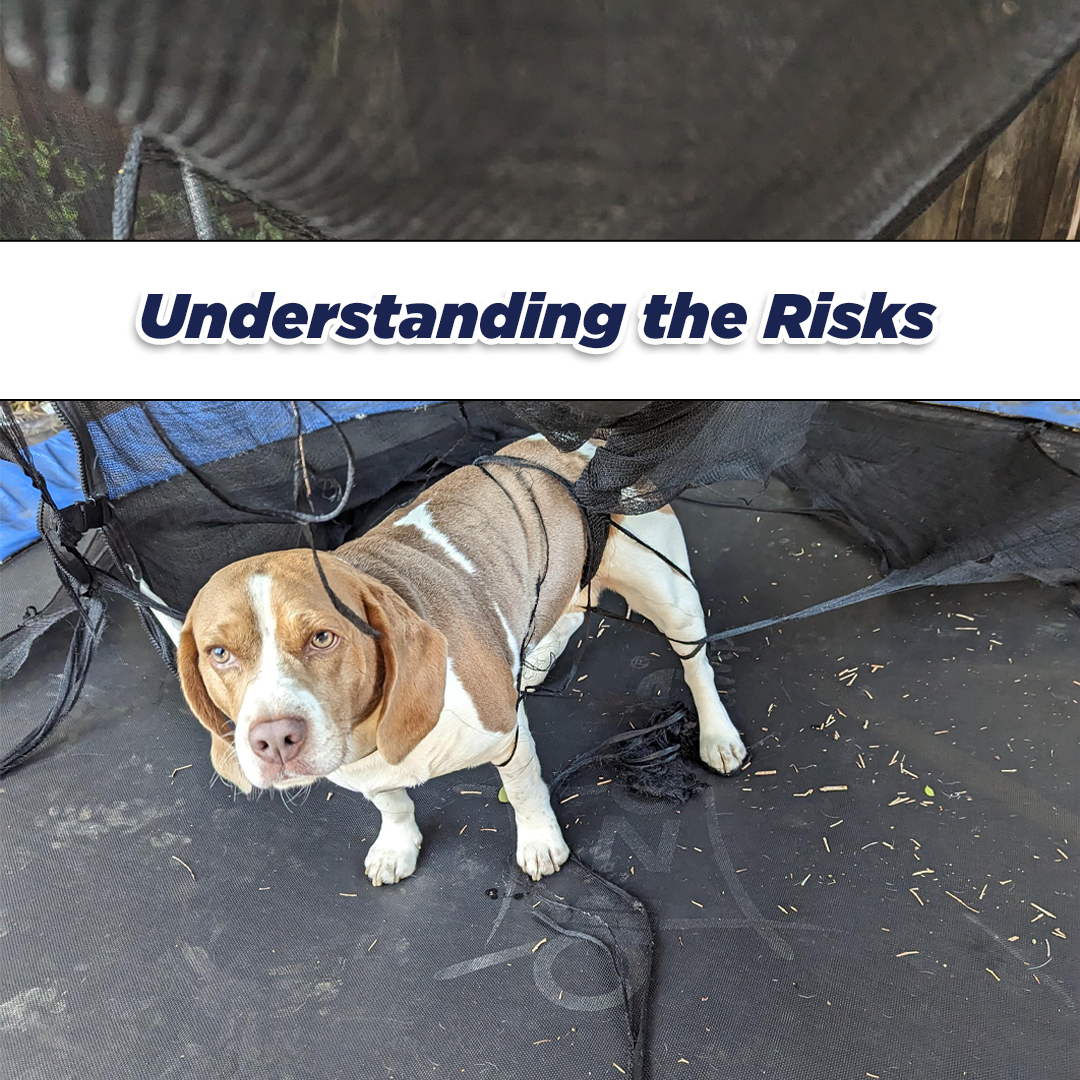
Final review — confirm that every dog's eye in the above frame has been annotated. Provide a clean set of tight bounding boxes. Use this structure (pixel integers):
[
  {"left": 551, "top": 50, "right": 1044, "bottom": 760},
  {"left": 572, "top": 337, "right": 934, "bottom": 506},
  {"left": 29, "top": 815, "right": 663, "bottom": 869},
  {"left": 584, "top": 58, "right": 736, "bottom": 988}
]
[
  {"left": 209, "top": 646, "right": 232, "bottom": 664},
  {"left": 310, "top": 630, "right": 337, "bottom": 649}
]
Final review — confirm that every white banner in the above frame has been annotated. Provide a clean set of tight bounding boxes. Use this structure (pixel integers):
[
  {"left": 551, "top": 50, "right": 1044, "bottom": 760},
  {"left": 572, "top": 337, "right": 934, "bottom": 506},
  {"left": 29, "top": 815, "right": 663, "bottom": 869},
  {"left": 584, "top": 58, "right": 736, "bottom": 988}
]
[{"left": 8, "top": 241, "right": 1076, "bottom": 397}]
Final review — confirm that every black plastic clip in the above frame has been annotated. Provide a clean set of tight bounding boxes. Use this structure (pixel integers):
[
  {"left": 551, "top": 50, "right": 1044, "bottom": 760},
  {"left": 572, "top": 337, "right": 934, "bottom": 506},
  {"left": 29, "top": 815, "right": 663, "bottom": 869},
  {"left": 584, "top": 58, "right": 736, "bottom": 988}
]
[{"left": 59, "top": 499, "right": 110, "bottom": 534}]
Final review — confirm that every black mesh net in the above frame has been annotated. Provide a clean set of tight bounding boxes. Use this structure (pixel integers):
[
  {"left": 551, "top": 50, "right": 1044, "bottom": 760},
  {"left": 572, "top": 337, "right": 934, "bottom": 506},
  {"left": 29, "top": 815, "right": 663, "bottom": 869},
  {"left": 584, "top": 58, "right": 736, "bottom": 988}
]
[
  {"left": 778, "top": 401, "right": 1080, "bottom": 587},
  {"left": 515, "top": 400, "right": 822, "bottom": 512},
  {"left": 69, "top": 400, "right": 527, "bottom": 610},
  {"left": 3, "top": 2, "right": 1078, "bottom": 238},
  {"left": 516, "top": 399, "right": 1080, "bottom": 606}
]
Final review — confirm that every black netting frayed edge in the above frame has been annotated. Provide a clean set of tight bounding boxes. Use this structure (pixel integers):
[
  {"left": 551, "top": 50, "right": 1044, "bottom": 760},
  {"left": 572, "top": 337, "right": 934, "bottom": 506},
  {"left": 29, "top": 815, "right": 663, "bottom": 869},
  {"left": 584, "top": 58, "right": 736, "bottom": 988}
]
[
  {"left": 547, "top": 703, "right": 750, "bottom": 806},
  {"left": 0, "top": 589, "right": 107, "bottom": 777}
]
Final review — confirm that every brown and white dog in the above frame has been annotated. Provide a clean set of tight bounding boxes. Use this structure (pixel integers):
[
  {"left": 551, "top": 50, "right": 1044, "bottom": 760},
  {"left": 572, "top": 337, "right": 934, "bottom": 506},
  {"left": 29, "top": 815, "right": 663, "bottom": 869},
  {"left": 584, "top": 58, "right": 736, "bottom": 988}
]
[{"left": 176, "top": 435, "right": 747, "bottom": 885}]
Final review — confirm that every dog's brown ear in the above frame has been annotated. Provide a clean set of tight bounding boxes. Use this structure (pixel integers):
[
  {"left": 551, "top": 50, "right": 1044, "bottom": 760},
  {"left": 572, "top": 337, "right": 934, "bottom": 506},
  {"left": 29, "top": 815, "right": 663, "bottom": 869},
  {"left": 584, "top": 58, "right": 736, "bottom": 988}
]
[
  {"left": 353, "top": 576, "right": 447, "bottom": 765},
  {"left": 177, "top": 622, "right": 252, "bottom": 792}
]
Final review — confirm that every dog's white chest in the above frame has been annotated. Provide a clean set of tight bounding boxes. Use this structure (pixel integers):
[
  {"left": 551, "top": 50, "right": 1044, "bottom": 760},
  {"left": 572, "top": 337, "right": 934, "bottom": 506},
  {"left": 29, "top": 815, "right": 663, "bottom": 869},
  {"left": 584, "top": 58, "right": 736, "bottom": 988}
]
[{"left": 327, "top": 657, "right": 512, "bottom": 797}]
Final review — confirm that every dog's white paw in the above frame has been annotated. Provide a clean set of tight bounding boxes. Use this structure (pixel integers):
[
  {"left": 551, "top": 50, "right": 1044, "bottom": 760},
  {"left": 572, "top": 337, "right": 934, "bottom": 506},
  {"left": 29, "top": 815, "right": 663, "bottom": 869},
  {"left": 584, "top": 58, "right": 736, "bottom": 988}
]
[
  {"left": 517, "top": 829, "right": 571, "bottom": 881},
  {"left": 365, "top": 833, "right": 421, "bottom": 886},
  {"left": 699, "top": 727, "right": 748, "bottom": 775}
]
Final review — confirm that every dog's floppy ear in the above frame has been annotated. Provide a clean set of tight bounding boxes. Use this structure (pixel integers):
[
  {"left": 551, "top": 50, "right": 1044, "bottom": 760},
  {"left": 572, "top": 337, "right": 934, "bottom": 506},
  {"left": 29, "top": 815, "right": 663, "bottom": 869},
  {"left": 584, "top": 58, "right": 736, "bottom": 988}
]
[
  {"left": 351, "top": 576, "right": 447, "bottom": 765},
  {"left": 177, "top": 621, "right": 252, "bottom": 793}
]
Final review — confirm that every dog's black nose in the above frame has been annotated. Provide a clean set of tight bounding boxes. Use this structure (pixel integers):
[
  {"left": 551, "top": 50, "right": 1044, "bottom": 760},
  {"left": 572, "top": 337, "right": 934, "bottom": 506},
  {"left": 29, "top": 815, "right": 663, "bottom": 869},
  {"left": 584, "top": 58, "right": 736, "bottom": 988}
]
[{"left": 249, "top": 718, "right": 307, "bottom": 764}]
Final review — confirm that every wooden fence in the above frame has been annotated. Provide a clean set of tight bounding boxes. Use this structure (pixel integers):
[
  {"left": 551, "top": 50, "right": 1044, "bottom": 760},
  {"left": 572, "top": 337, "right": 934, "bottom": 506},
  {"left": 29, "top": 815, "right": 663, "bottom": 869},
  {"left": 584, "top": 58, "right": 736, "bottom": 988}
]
[{"left": 901, "top": 50, "right": 1080, "bottom": 240}]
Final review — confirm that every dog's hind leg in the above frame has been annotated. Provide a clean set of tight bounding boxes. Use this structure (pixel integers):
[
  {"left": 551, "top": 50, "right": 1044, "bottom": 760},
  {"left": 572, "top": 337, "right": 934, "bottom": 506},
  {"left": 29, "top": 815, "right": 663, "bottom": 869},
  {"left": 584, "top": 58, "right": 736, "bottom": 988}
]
[
  {"left": 496, "top": 703, "right": 570, "bottom": 880},
  {"left": 592, "top": 508, "right": 748, "bottom": 774},
  {"left": 520, "top": 610, "right": 585, "bottom": 689}
]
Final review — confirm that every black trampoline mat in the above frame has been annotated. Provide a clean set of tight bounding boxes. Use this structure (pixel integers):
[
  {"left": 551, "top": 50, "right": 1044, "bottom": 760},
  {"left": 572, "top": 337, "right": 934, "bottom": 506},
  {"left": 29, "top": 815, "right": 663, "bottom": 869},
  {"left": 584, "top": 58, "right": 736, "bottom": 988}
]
[{"left": 2, "top": 492, "right": 1076, "bottom": 1080}]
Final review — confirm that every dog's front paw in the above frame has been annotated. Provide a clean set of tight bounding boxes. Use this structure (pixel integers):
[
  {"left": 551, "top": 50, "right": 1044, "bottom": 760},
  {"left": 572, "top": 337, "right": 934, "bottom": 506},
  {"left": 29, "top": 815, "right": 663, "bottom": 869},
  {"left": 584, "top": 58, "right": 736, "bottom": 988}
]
[
  {"left": 517, "top": 828, "right": 571, "bottom": 881},
  {"left": 365, "top": 833, "right": 421, "bottom": 886},
  {"left": 699, "top": 729, "right": 748, "bottom": 775}
]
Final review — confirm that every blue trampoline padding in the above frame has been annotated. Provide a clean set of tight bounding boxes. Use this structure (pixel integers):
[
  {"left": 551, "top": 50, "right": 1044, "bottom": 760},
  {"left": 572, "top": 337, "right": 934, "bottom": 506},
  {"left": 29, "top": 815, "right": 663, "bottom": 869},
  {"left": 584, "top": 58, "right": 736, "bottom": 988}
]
[
  {"left": 89, "top": 400, "right": 441, "bottom": 499},
  {"left": 0, "top": 429, "right": 84, "bottom": 562},
  {"left": 931, "top": 401, "right": 1080, "bottom": 428}
]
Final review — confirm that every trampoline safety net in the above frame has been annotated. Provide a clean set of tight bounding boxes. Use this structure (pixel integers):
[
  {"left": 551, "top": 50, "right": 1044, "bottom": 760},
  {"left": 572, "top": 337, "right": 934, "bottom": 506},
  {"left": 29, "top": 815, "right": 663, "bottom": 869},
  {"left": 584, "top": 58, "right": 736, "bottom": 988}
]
[{"left": 3, "top": 2, "right": 1079, "bottom": 237}]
